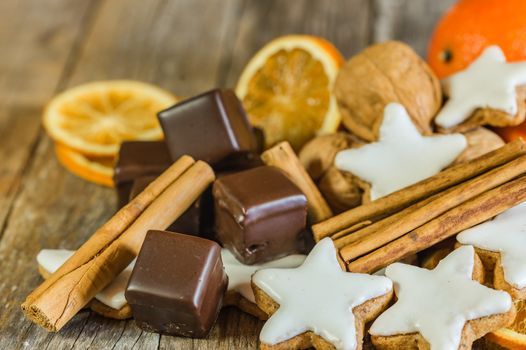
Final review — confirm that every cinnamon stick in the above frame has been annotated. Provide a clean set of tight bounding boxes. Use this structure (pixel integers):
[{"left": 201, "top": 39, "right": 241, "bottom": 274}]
[
  {"left": 22, "top": 159, "right": 214, "bottom": 332},
  {"left": 312, "top": 139, "right": 525, "bottom": 241},
  {"left": 26, "top": 155, "right": 194, "bottom": 305},
  {"left": 338, "top": 155, "right": 526, "bottom": 260},
  {"left": 347, "top": 174, "right": 526, "bottom": 273},
  {"left": 261, "top": 141, "right": 333, "bottom": 223}
]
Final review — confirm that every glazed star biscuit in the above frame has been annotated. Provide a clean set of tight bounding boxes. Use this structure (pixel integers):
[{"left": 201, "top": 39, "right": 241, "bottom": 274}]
[
  {"left": 457, "top": 202, "right": 526, "bottom": 299},
  {"left": 221, "top": 249, "right": 306, "bottom": 320},
  {"left": 335, "top": 103, "right": 466, "bottom": 201},
  {"left": 369, "top": 246, "right": 516, "bottom": 350},
  {"left": 252, "top": 238, "right": 393, "bottom": 350},
  {"left": 435, "top": 45, "right": 526, "bottom": 132}
]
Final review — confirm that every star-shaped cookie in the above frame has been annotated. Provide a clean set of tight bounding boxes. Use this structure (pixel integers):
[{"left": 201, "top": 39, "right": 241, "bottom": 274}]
[
  {"left": 222, "top": 249, "right": 306, "bottom": 303},
  {"left": 222, "top": 249, "right": 305, "bottom": 319},
  {"left": 436, "top": 45, "right": 526, "bottom": 128},
  {"left": 457, "top": 201, "right": 526, "bottom": 297},
  {"left": 370, "top": 246, "right": 514, "bottom": 350},
  {"left": 252, "top": 238, "right": 393, "bottom": 350},
  {"left": 335, "top": 103, "right": 466, "bottom": 200}
]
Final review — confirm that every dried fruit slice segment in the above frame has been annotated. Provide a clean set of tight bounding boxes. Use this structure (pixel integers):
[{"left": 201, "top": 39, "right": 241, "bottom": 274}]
[
  {"left": 44, "top": 80, "right": 176, "bottom": 156},
  {"left": 236, "top": 35, "right": 344, "bottom": 150}
]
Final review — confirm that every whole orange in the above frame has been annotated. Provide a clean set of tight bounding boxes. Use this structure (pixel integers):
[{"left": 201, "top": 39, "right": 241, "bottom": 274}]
[{"left": 428, "top": 0, "right": 526, "bottom": 79}]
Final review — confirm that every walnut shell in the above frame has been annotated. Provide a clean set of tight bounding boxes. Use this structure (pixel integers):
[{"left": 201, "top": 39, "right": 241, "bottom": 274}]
[
  {"left": 439, "top": 86, "right": 526, "bottom": 132},
  {"left": 334, "top": 41, "right": 442, "bottom": 141},
  {"left": 299, "top": 132, "right": 362, "bottom": 181},
  {"left": 318, "top": 166, "right": 363, "bottom": 214},
  {"left": 454, "top": 127, "right": 505, "bottom": 165}
]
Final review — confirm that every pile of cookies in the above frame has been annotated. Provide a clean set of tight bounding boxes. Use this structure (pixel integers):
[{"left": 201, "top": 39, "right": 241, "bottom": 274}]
[{"left": 24, "top": 39, "right": 526, "bottom": 350}]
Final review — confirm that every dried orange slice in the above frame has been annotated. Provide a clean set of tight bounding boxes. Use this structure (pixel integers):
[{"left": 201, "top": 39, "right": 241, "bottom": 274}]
[
  {"left": 486, "top": 299, "right": 526, "bottom": 349},
  {"left": 55, "top": 143, "right": 115, "bottom": 187},
  {"left": 43, "top": 81, "right": 176, "bottom": 157},
  {"left": 236, "top": 35, "right": 344, "bottom": 151}
]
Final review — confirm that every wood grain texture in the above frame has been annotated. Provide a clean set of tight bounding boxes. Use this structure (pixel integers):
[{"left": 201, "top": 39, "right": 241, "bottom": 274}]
[
  {"left": 0, "top": 1, "right": 492, "bottom": 349},
  {"left": 372, "top": 0, "right": 456, "bottom": 55}
]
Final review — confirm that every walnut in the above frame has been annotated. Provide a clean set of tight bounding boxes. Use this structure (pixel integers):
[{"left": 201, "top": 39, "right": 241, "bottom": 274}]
[
  {"left": 454, "top": 127, "right": 505, "bottom": 165},
  {"left": 299, "top": 132, "right": 364, "bottom": 213},
  {"left": 318, "top": 166, "right": 363, "bottom": 214},
  {"left": 334, "top": 41, "right": 442, "bottom": 141},
  {"left": 299, "top": 132, "right": 362, "bottom": 181}
]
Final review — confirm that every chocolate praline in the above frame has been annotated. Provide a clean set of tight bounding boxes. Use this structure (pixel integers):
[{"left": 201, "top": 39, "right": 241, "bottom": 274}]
[{"left": 125, "top": 230, "right": 228, "bottom": 338}]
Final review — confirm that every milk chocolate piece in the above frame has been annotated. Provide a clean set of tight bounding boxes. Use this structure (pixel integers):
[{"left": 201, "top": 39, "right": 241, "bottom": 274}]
[
  {"left": 113, "top": 141, "right": 172, "bottom": 207},
  {"left": 157, "top": 89, "right": 258, "bottom": 166},
  {"left": 213, "top": 166, "right": 308, "bottom": 265},
  {"left": 125, "top": 230, "right": 227, "bottom": 337}
]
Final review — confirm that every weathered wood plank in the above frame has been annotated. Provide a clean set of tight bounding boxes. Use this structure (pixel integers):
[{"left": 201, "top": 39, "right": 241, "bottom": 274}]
[
  {"left": 0, "top": 2, "right": 100, "bottom": 348},
  {"left": 372, "top": 0, "right": 456, "bottom": 56},
  {"left": 0, "top": 0, "right": 98, "bottom": 240},
  {"left": 67, "top": 0, "right": 245, "bottom": 96},
  {"left": 222, "top": 0, "right": 373, "bottom": 87}
]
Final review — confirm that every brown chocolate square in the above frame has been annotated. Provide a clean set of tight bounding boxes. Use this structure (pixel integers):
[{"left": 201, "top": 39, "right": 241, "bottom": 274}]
[
  {"left": 213, "top": 166, "right": 307, "bottom": 265},
  {"left": 113, "top": 141, "right": 172, "bottom": 208},
  {"left": 157, "top": 89, "right": 258, "bottom": 165},
  {"left": 125, "top": 230, "right": 227, "bottom": 337}
]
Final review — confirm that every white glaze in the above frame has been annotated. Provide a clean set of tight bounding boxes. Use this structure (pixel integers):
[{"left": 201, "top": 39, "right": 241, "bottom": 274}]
[
  {"left": 436, "top": 45, "right": 526, "bottom": 128},
  {"left": 253, "top": 238, "right": 392, "bottom": 350},
  {"left": 37, "top": 249, "right": 135, "bottom": 310},
  {"left": 221, "top": 249, "right": 305, "bottom": 303},
  {"left": 335, "top": 103, "right": 466, "bottom": 200},
  {"left": 457, "top": 201, "right": 526, "bottom": 289},
  {"left": 370, "top": 246, "right": 512, "bottom": 350}
]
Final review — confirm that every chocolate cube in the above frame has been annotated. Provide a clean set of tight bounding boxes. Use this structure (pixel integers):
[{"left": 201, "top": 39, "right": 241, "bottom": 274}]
[
  {"left": 213, "top": 166, "right": 308, "bottom": 265},
  {"left": 113, "top": 141, "right": 172, "bottom": 208},
  {"left": 130, "top": 176, "right": 214, "bottom": 238},
  {"left": 157, "top": 89, "right": 258, "bottom": 166},
  {"left": 125, "top": 230, "right": 227, "bottom": 337}
]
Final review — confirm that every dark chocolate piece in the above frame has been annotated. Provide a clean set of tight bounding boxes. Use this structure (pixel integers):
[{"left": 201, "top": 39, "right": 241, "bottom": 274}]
[
  {"left": 213, "top": 166, "right": 308, "bottom": 265},
  {"left": 113, "top": 141, "right": 172, "bottom": 208},
  {"left": 126, "top": 230, "right": 227, "bottom": 338},
  {"left": 213, "top": 151, "right": 264, "bottom": 172},
  {"left": 253, "top": 127, "right": 265, "bottom": 154},
  {"left": 157, "top": 89, "right": 258, "bottom": 166},
  {"left": 129, "top": 176, "right": 210, "bottom": 236}
]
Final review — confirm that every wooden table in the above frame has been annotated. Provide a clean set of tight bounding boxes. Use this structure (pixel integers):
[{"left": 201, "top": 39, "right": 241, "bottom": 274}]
[{"left": 0, "top": 0, "right": 456, "bottom": 348}]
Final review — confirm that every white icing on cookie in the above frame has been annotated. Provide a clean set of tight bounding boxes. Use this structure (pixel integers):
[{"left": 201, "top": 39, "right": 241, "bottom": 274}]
[
  {"left": 436, "top": 45, "right": 526, "bottom": 128},
  {"left": 37, "top": 249, "right": 135, "bottom": 310},
  {"left": 370, "top": 246, "right": 512, "bottom": 350},
  {"left": 457, "top": 201, "right": 526, "bottom": 289},
  {"left": 335, "top": 103, "right": 466, "bottom": 200},
  {"left": 221, "top": 249, "right": 305, "bottom": 303},
  {"left": 253, "top": 238, "right": 392, "bottom": 350}
]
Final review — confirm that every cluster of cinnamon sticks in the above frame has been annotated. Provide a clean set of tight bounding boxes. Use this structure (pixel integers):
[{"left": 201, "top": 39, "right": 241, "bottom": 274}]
[
  {"left": 312, "top": 139, "right": 526, "bottom": 273},
  {"left": 22, "top": 156, "right": 215, "bottom": 332}
]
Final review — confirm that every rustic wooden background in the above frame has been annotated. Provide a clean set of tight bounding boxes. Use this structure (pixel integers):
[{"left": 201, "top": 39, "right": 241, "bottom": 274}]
[{"left": 0, "top": 0, "right": 457, "bottom": 348}]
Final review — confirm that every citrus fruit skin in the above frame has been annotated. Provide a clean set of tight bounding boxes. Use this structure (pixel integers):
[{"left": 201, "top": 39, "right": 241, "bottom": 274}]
[
  {"left": 486, "top": 299, "right": 526, "bottom": 349},
  {"left": 236, "top": 35, "right": 344, "bottom": 151},
  {"left": 428, "top": 0, "right": 526, "bottom": 79},
  {"left": 55, "top": 143, "right": 115, "bottom": 187}
]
